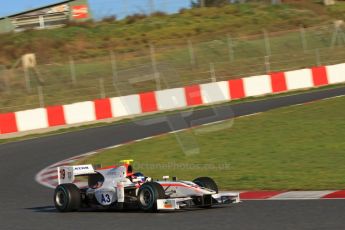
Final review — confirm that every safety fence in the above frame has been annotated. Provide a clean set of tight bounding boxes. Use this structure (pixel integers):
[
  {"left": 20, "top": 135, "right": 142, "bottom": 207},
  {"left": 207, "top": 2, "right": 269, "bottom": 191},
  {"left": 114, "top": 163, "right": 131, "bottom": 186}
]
[{"left": 1, "top": 22, "right": 345, "bottom": 113}]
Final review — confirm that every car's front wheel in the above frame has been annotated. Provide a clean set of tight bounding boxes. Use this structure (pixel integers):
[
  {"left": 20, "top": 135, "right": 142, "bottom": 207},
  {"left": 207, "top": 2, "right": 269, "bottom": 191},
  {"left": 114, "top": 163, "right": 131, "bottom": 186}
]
[
  {"left": 137, "top": 182, "right": 165, "bottom": 212},
  {"left": 193, "top": 177, "right": 219, "bottom": 208},
  {"left": 193, "top": 177, "right": 219, "bottom": 193},
  {"left": 54, "top": 183, "right": 81, "bottom": 212}
]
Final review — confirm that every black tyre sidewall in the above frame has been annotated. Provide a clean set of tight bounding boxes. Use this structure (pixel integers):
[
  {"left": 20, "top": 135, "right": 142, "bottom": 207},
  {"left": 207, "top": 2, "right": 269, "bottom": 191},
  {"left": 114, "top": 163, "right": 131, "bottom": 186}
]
[
  {"left": 138, "top": 185, "right": 156, "bottom": 211},
  {"left": 54, "top": 186, "right": 69, "bottom": 212},
  {"left": 152, "top": 183, "right": 165, "bottom": 198},
  {"left": 138, "top": 182, "right": 165, "bottom": 212},
  {"left": 193, "top": 177, "right": 219, "bottom": 193},
  {"left": 54, "top": 184, "right": 81, "bottom": 212}
]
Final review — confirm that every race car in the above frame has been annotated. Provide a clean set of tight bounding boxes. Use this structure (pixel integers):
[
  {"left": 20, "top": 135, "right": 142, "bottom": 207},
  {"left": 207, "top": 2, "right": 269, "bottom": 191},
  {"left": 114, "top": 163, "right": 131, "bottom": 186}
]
[{"left": 54, "top": 160, "right": 240, "bottom": 212}]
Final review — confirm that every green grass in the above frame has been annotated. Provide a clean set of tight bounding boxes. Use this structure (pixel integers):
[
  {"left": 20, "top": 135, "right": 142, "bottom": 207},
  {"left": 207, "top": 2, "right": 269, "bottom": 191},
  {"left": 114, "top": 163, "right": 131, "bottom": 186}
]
[
  {"left": 1, "top": 2, "right": 345, "bottom": 112},
  {"left": 76, "top": 95, "right": 345, "bottom": 191}
]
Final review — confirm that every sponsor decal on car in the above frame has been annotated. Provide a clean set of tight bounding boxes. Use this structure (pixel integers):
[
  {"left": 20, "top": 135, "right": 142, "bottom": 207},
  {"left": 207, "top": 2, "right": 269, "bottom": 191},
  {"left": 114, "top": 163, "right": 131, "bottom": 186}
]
[
  {"left": 164, "top": 200, "right": 173, "bottom": 209},
  {"left": 74, "top": 166, "right": 90, "bottom": 170},
  {"left": 60, "top": 169, "right": 65, "bottom": 179}
]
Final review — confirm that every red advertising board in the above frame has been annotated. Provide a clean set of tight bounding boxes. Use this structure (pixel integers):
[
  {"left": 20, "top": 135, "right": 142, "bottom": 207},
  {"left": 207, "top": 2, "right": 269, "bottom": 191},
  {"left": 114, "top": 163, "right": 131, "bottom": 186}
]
[{"left": 72, "top": 5, "right": 89, "bottom": 19}]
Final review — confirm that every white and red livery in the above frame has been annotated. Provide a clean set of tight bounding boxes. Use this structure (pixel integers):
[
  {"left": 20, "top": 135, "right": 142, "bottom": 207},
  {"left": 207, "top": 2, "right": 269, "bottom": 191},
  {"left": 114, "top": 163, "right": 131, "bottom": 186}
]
[{"left": 54, "top": 160, "right": 240, "bottom": 212}]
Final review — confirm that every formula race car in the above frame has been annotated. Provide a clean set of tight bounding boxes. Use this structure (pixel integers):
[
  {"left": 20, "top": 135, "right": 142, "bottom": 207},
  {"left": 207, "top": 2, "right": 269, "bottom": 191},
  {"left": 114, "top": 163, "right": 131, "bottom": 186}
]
[{"left": 54, "top": 160, "right": 240, "bottom": 212}]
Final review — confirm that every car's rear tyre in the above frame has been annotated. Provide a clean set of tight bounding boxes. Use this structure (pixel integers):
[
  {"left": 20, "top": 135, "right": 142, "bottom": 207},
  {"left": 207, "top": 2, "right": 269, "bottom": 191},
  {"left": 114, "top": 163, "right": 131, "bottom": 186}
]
[
  {"left": 54, "top": 184, "right": 81, "bottom": 212},
  {"left": 137, "top": 182, "right": 165, "bottom": 212},
  {"left": 193, "top": 177, "right": 219, "bottom": 193}
]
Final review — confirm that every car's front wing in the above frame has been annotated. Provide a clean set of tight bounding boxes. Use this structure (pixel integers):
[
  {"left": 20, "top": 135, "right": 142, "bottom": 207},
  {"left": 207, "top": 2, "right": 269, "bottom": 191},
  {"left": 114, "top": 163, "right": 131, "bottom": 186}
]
[{"left": 156, "top": 192, "right": 240, "bottom": 210}]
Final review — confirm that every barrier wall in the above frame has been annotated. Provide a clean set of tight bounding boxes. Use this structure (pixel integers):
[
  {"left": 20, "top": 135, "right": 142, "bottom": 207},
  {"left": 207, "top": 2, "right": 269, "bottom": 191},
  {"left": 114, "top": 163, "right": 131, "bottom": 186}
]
[
  {"left": 156, "top": 88, "right": 187, "bottom": 110},
  {"left": 200, "top": 81, "right": 230, "bottom": 103},
  {"left": 243, "top": 75, "right": 272, "bottom": 97},
  {"left": 0, "top": 64, "right": 344, "bottom": 135},
  {"left": 64, "top": 101, "right": 96, "bottom": 125},
  {"left": 326, "top": 63, "right": 345, "bottom": 84},
  {"left": 16, "top": 108, "right": 48, "bottom": 132},
  {"left": 110, "top": 95, "right": 141, "bottom": 117},
  {"left": 285, "top": 69, "right": 314, "bottom": 90}
]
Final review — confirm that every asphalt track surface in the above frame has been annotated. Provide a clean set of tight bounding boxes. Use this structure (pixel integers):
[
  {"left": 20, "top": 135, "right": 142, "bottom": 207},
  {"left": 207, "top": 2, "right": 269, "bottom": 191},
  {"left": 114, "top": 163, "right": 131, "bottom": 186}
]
[{"left": 1, "top": 87, "right": 345, "bottom": 230}]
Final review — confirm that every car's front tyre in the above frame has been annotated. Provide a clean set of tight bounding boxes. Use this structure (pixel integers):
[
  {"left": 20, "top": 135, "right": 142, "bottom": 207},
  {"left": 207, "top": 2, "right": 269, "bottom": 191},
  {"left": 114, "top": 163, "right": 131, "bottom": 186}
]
[
  {"left": 193, "top": 177, "right": 219, "bottom": 208},
  {"left": 137, "top": 182, "right": 165, "bottom": 212},
  {"left": 193, "top": 177, "right": 219, "bottom": 193}
]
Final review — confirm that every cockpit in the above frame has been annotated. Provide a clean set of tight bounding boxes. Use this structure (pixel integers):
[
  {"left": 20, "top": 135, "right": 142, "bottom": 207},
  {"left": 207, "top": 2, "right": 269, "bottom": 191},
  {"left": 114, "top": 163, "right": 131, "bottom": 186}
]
[
  {"left": 87, "top": 160, "right": 149, "bottom": 189},
  {"left": 88, "top": 172, "right": 104, "bottom": 189}
]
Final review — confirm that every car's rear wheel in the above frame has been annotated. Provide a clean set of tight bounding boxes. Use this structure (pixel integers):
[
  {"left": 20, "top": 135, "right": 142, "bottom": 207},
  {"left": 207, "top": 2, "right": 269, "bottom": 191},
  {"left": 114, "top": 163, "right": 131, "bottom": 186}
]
[
  {"left": 193, "top": 177, "right": 219, "bottom": 193},
  {"left": 137, "top": 182, "right": 165, "bottom": 212},
  {"left": 54, "top": 183, "right": 81, "bottom": 212}
]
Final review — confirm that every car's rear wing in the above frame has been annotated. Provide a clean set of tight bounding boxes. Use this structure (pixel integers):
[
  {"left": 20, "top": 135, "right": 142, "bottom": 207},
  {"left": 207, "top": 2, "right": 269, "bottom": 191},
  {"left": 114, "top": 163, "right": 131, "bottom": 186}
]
[{"left": 57, "top": 165, "right": 96, "bottom": 185}]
